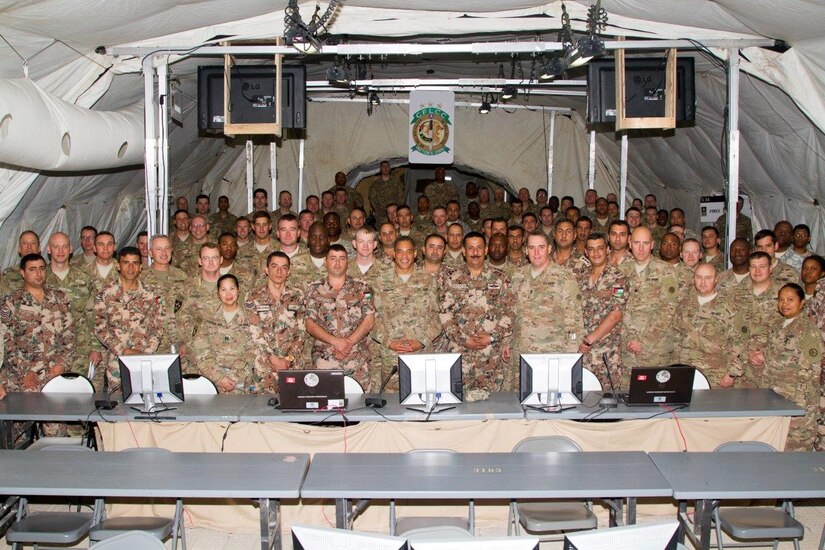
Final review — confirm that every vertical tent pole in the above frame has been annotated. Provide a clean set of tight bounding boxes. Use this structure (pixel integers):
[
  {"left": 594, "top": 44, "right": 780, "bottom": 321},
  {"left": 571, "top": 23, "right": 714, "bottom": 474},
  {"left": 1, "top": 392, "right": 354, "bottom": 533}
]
[
  {"left": 142, "top": 56, "right": 158, "bottom": 239},
  {"left": 588, "top": 129, "right": 596, "bottom": 190},
  {"left": 156, "top": 60, "right": 170, "bottom": 238},
  {"left": 298, "top": 138, "right": 306, "bottom": 208},
  {"left": 546, "top": 110, "right": 555, "bottom": 198},
  {"left": 245, "top": 140, "right": 254, "bottom": 212},
  {"left": 620, "top": 132, "right": 628, "bottom": 219},
  {"left": 725, "top": 48, "right": 741, "bottom": 267},
  {"left": 270, "top": 142, "right": 278, "bottom": 208}
]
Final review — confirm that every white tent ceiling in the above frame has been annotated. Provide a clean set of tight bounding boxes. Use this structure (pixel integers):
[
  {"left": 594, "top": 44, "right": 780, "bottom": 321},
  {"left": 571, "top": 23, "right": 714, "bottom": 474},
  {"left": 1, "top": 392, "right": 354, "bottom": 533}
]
[{"left": 0, "top": 1, "right": 823, "bottom": 265}]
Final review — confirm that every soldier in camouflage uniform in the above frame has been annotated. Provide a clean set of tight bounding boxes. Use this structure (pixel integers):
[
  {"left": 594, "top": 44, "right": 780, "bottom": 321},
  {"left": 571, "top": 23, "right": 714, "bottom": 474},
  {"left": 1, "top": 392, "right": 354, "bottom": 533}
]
[
  {"left": 45, "top": 232, "right": 95, "bottom": 377},
  {"left": 620, "top": 227, "right": 679, "bottom": 373},
  {"left": 94, "top": 247, "right": 167, "bottom": 392},
  {"left": 701, "top": 226, "right": 725, "bottom": 272},
  {"left": 0, "top": 254, "right": 75, "bottom": 395},
  {"left": 290, "top": 222, "right": 329, "bottom": 291},
  {"left": 245, "top": 252, "right": 306, "bottom": 392},
  {"left": 190, "top": 274, "right": 258, "bottom": 394},
  {"left": 1, "top": 230, "right": 41, "bottom": 290},
  {"left": 575, "top": 233, "right": 628, "bottom": 389},
  {"left": 82, "top": 231, "right": 119, "bottom": 387},
  {"left": 749, "top": 284, "right": 822, "bottom": 451},
  {"left": 208, "top": 195, "right": 238, "bottom": 239},
  {"left": 672, "top": 263, "right": 749, "bottom": 388},
  {"left": 347, "top": 228, "right": 389, "bottom": 284},
  {"left": 754, "top": 229, "right": 799, "bottom": 287},
  {"left": 327, "top": 172, "right": 364, "bottom": 211},
  {"left": 305, "top": 245, "right": 376, "bottom": 391},
  {"left": 440, "top": 232, "right": 515, "bottom": 399},
  {"left": 217, "top": 233, "right": 256, "bottom": 291},
  {"left": 552, "top": 219, "right": 589, "bottom": 273},
  {"left": 486, "top": 233, "right": 518, "bottom": 277},
  {"left": 715, "top": 196, "right": 753, "bottom": 245},
  {"left": 367, "top": 161, "right": 406, "bottom": 225},
  {"left": 69, "top": 226, "right": 98, "bottom": 268},
  {"left": 270, "top": 190, "right": 298, "bottom": 229},
  {"left": 424, "top": 167, "right": 458, "bottom": 209},
  {"left": 607, "top": 220, "right": 634, "bottom": 267},
  {"left": 178, "top": 215, "right": 212, "bottom": 276},
  {"left": 508, "top": 232, "right": 584, "bottom": 389},
  {"left": 238, "top": 211, "right": 277, "bottom": 275},
  {"left": 443, "top": 223, "right": 465, "bottom": 268},
  {"left": 170, "top": 209, "right": 194, "bottom": 267},
  {"left": 176, "top": 243, "right": 222, "bottom": 367},
  {"left": 717, "top": 238, "right": 751, "bottom": 292},
  {"left": 372, "top": 237, "right": 442, "bottom": 391},
  {"left": 805, "top": 277, "right": 825, "bottom": 451},
  {"left": 141, "top": 235, "right": 188, "bottom": 354}
]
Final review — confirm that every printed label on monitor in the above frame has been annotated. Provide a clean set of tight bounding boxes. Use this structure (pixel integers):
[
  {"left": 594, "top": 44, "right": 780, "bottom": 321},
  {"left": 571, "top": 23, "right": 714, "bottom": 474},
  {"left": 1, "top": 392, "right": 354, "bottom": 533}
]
[{"left": 306, "top": 402, "right": 319, "bottom": 409}]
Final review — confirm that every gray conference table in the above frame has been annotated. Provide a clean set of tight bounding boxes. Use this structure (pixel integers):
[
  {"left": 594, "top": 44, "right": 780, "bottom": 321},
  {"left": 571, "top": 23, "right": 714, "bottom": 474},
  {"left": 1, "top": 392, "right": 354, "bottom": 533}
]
[
  {"left": 0, "top": 449, "right": 309, "bottom": 550},
  {"left": 650, "top": 451, "right": 825, "bottom": 550},
  {"left": 301, "top": 451, "right": 671, "bottom": 530}
]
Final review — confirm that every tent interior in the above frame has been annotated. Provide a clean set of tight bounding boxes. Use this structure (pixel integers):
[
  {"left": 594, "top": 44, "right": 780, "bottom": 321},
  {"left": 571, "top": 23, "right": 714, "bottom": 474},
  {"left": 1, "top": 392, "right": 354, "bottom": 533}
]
[{"left": 0, "top": 1, "right": 824, "bottom": 267}]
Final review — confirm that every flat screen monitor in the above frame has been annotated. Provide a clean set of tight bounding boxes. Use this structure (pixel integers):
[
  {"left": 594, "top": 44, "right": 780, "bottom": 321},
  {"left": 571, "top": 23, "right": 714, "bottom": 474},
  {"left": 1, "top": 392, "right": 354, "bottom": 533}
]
[
  {"left": 519, "top": 353, "right": 583, "bottom": 407},
  {"left": 398, "top": 353, "right": 462, "bottom": 408},
  {"left": 119, "top": 354, "right": 184, "bottom": 413},
  {"left": 564, "top": 520, "right": 678, "bottom": 550},
  {"left": 412, "top": 537, "right": 539, "bottom": 550},
  {"left": 292, "top": 525, "right": 408, "bottom": 550}
]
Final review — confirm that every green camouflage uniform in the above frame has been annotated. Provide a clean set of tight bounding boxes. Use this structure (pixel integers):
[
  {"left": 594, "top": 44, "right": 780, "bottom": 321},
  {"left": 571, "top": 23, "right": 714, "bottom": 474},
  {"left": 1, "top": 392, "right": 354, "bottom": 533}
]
[
  {"left": 140, "top": 265, "right": 188, "bottom": 354},
  {"left": 176, "top": 276, "right": 221, "bottom": 366},
  {"left": 423, "top": 182, "right": 458, "bottom": 210},
  {"left": 715, "top": 212, "right": 753, "bottom": 245},
  {"left": 190, "top": 305, "right": 258, "bottom": 394},
  {"left": 368, "top": 175, "right": 406, "bottom": 225},
  {"left": 46, "top": 266, "right": 94, "bottom": 376},
  {"left": 208, "top": 211, "right": 238, "bottom": 238},
  {"left": 805, "top": 277, "right": 825, "bottom": 451}
]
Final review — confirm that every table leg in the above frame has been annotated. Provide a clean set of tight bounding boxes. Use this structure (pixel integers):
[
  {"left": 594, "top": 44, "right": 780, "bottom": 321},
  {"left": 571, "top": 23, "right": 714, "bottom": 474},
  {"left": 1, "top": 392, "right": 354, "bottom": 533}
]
[
  {"left": 698, "top": 499, "right": 713, "bottom": 550},
  {"left": 676, "top": 501, "right": 687, "bottom": 544},
  {"left": 0, "top": 420, "right": 12, "bottom": 450},
  {"left": 606, "top": 499, "right": 624, "bottom": 527},
  {"left": 335, "top": 498, "right": 349, "bottom": 529},
  {"left": 626, "top": 497, "right": 636, "bottom": 525},
  {"left": 258, "top": 498, "right": 280, "bottom": 550}
]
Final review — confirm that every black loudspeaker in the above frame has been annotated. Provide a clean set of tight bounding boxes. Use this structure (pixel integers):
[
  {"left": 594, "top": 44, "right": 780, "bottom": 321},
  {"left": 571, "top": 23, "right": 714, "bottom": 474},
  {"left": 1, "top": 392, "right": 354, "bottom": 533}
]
[
  {"left": 197, "top": 64, "right": 306, "bottom": 131},
  {"left": 587, "top": 56, "right": 695, "bottom": 124}
]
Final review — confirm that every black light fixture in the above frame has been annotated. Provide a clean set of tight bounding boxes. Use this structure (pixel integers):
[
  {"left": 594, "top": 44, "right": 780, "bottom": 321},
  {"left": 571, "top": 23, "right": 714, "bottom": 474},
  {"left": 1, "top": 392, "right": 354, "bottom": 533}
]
[
  {"left": 561, "top": 1, "right": 608, "bottom": 68},
  {"left": 369, "top": 91, "right": 381, "bottom": 106},
  {"left": 539, "top": 56, "right": 567, "bottom": 81},
  {"left": 479, "top": 94, "right": 492, "bottom": 114},
  {"left": 501, "top": 85, "right": 517, "bottom": 100},
  {"left": 283, "top": 0, "right": 340, "bottom": 53},
  {"left": 326, "top": 64, "right": 349, "bottom": 85}
]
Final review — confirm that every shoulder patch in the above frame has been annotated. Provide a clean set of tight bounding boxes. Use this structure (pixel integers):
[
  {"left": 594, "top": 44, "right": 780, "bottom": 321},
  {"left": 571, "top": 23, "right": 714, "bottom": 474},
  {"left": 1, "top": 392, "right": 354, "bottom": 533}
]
[
  {"left": 668, "top": 286, "right": 676, "bottom": 293},
  {"left": 809, "top": 348, "right": 819, "bottom": 357}
]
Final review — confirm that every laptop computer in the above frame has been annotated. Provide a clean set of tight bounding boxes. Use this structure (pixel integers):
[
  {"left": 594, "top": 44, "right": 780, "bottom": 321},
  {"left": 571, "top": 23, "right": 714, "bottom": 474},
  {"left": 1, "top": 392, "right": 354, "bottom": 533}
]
[
  {"left": 278, "top": 370, "right": 346, "bottom": 411},
  {"left": 626, "top": 365, "right": 695, "bottom": 406}
]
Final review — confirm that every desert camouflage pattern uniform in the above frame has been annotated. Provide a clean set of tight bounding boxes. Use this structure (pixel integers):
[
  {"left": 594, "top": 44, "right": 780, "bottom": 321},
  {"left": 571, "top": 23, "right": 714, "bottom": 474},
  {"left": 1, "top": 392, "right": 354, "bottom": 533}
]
[
  {"left": 674, "top": 262, "right": 695, "bottom": 294},
  {"left": 270, "top": 209, "right": 298, "bottom": 229},
  {"left": 0, "top": 287, "right": 75, "bottom": 391},
  {"left": 208, "top": 211, "right": 238, "bottom": 238},
  {"left": 46, "top": 265, "right": 94, "bottom": 376},
  {"left": 94, "top": 280, "right": 166, "bottom": 391},
  {"left": 704, "top": 253, "right": 725, "bottom": 273},
  {"left": 140, "top": 265, "right": 188, "bottom": 354},
  {"left": 305, "top": 276, "right": 375, "bottom": 391},
  {"left": 439, "top": 266, "right": 515, "bottom": 397},
  {"left": 244, "top": 284, "right": 306, "bottom": 392},
  {"left": 716, "top": 269, "right": 750, "bottom": 293},
  {"left": 81, "top": 260, "right": 119, "bottom": 386},
  {"left": 672, "top": 290, "right": 749, "bottom": 387},
  {"left": 69, "top": 253, "right": 96, "bottom": 268},
  {"left": 772, "top": 259, "right": 801, "bottom": 287},
  {"left": 1, "top": 266, "right": 22, "bottom": 291},
  {"left": 367, "top": 174, "right": 406, "bottom": 225},
  {"left": 443, "top": 251, "right": 465, "bottom": 269},
  {"left": 758, "top": 314, "right": 822, "bottom": 451},
  {"left": 716, "top": 212, "right": 753, "bottom": 245},
  {"left": 574, "top": 264, "right": 628, "bottom": 388},
  {"left": 346, "top": 259, "right": 389, "bottom": 286},
  {"left": 423, "top": 182, "right": 458, "bottom": 210},
  {"left": 804, "top": 277, "right": 825, "bottom": 451},
  {"left": 372, "top": 267, "right": 441, "bottom": 392},
  {"left": 170, "top": 234, "right": 195, "bottom": 268},
  {"left": 190, "top": 305, "right": 258, "bottom": 394},
  {"left": 176, "top": 276, "right": 221, "bottom": 366},
  {"left": 619, "top": 257, "right": 679, "bottom": 370},
  {"left": 736, "top": 280, "right": 784, "bottom": 387}
]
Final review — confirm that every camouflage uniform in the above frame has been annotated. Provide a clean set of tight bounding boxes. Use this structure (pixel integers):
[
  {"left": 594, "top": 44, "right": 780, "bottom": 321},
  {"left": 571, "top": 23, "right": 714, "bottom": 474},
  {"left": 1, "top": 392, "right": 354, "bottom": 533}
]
[
  {"left": 372, "top": 267, "right": 442, "bottom": 392},
  {"left": 672, "top": 291, "right": 749, "bottom": 387},
  {"left": 81, "top": 260, "right": 119, "bottom": 385},
  {"left": 140, "top": 265, "right": 188, "bottom": 354},
  {"left": 208, "top": 211, "right": 238, "bottom": 238},
  {"left": 305, "top": 276, "right": 376, "bottom": 391},
  {"left": 551, "top": 250, "right": 589, "bottom": 274},
  {"left": 290, "top": 255, "right": 328, "bottom": 292},
  {"left": 178, "top": 240, "right": 212, "bottom": 277},
  {"left": 704, "top": 253, "right": 725, "bottom": 273},
  {"left": 69, "top": 253, "right": 96, "bottom": 269},
  {"left": 0, "top": 287, "right": 75, "bottom": 392},
  {"left": 759, "top": 314, "right": 822, "bottom": 451},
  {"left": 423, "top": 182, "right": 458, "bottom": 210},
  {"left": 805, "top": 277, "right": 825, "bottom": 451},
  {"left": 443, "top": 250, "right": 465, "bottom": 269},
  {"left": 464, "top": 217, "right": 484, "bottom": 233},
  {"left": 46, "top": 266, "right": 94, "bottom": 376},
  {"left": 716, "top": 269, "right": 750, "bottom": 293},
  {"left": 591, "top": 217, "right": 613, "bottom": 235},
  {"left": 489, "top": 201, "right": 511, "bottom": 220},
  {"left": 0, "top": 266, "right": 22, "bottom": 291},
  {"left": 368, "top": 174, "right": 406, "bottom": 225},
  {"left": 94, "top": 280, "right": 166, "bottom": 391},
  {"left": 771, "top": 259, "right": 801, "bottom": 287},
  {"left": 575, "top": 264, "right": 628, "bottom": 389},
  {"left": 326, "top": 186, "right": 364, "bottom": 211},
  {"left": 411, "top": 214, "right": 432, "bottom": 233},
  {"left": 715, "top": 212, "right": 753, "bottom": 245},
  {"left": 270, "top": 209, "right": 298, "bottom": 229},
  {"left": 346, "top": 259, "right": 389, "bottom": 286},
  {"left": 511, "top": 263, "right": 584, "bottom": 389},
  {"left": 674, "top": 262, "right": 695, "bottom": 294},
  {"left": 176, "top": 276, "right": 221, "bottom": 366},
  {"left": 439, "top": 266, "right": 515, "bottom": 396},
  {"left": 190, "top": 305, "right": 258, "bottom": 394},
  {"left": 619, "top": 258, "right": 679, "bottom": 372},
  {"left": 244, "top": 284, "right": 306, "bottom": 392},
  {"left": 170, "top": 234, "right": 196, "bottom": 268},
  {"left": 221, "top": 261, "right": 257, "bottom": 293}
]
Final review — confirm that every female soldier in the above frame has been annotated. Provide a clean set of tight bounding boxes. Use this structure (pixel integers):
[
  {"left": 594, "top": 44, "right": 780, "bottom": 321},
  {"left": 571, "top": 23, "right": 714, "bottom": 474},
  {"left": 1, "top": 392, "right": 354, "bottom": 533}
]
[
  {"left": 191, "top": 274, "right": 258, "bottom": 394},
  {"left": 801, "top": 255, "right": 825, "bottom": 300},
  {"left": 749, "top": 283, "right": 822, "bottom": 450}
]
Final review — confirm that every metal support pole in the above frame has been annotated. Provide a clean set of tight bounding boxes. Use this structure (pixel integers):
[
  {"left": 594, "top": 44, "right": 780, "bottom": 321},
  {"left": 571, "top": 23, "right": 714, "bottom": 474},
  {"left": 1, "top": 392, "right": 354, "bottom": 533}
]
[
  {"left": 270, "top": 142, "right": 278, "bottom": 207},
  {"left": 725, "top": 48, "right": 740, "bottom": 267},
  {"left": 142, "top": 56, "right": 158, "bottom": 239},
  {"left": 588, "top": 129, "right": 596, "bottom": 190},
  {"left": 620, "top": 132, "right": 628, "bottom": 219},
  {"left": 156, "top": 61, "right": 170, "bottom": 238},
  {"left": 298, "top": 138, "right": 306, "bottom": 208},
  {"left": 245, "top": 140, "right": 254, "bottom": 212},
  {"left": 546, "top": 110, "right": 555, "bottom": 198}
]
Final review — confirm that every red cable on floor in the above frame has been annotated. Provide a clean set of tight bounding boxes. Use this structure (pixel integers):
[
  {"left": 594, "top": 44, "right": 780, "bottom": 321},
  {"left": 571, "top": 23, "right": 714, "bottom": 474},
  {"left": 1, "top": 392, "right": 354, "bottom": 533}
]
[{"left": 660, "top": 404, "right": 688, "bottom": 451}]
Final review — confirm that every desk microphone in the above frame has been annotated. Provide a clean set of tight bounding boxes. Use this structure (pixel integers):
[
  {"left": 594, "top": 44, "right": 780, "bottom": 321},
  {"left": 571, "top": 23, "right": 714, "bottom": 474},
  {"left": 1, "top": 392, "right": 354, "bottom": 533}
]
[
  {"left": 366, "top": 364, "right": 398, "bottom": 409},
  {"left": 598, "top": 353, "right": 620, "bottom": 408}
]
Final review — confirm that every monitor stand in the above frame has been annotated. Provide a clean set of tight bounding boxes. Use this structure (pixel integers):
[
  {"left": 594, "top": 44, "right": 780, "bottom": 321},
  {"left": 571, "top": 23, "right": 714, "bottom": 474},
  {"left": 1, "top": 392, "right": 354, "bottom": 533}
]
[{"left": 405, "top": 392, "right": 456, "bottom": 415}]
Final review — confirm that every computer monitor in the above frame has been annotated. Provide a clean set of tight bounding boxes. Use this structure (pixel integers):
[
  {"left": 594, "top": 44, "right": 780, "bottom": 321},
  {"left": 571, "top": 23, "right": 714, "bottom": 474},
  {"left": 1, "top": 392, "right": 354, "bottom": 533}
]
[
  {"left": 398, "top": 353, "right": 462, "bottom": 409},
  {"left": 119, "top": 354, "right": 184, "bottom": 413},
  {"left": 564, "top": 521, "right": 678, "bottom": 550},
  {"left": 411, "top": 538, "right": 539, "bottom": 550},
  {"left": 519, "top": 353, "right": 583, "bottom": 407},
  {"left": 292, "top": 525, "right": 408, "bottom": 550}
]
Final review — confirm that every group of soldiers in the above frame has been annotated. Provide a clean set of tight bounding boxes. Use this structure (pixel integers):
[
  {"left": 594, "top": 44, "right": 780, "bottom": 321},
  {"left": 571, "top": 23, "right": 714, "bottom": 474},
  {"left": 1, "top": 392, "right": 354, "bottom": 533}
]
[{"left": 0, "top": 161, "right": 823, "bottom": 451}]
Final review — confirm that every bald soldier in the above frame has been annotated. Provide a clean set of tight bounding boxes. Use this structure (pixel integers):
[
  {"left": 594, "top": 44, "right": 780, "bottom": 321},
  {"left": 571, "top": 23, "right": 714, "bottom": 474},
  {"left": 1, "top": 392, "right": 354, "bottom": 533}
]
[
  {"left": 1, "top": 230, "right": 41, "bottom": 289},
  {"left": 671, "top": 263, "right": 749, "bottom": 388},
  {"left": 371, "top": 236, "right": 442, "bottom": 391},
  {"left": 619, "top": 227, "right": 679, "bottom": 380},
  {"left": 439, "top": 232, "right": 516, "bottom": 399}
]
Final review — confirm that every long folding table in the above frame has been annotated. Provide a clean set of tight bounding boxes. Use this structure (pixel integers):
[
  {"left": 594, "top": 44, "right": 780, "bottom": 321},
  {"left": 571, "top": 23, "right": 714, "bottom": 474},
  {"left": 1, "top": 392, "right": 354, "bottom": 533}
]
[
  {"left": 301, "top": 451, "right": 672, "bottom": 530},
  {"left": 0, "top": 450, "right": 309, "bottom": 550},
  {"left": 650, "top": 451, "right": 825, "bottom": 550}
]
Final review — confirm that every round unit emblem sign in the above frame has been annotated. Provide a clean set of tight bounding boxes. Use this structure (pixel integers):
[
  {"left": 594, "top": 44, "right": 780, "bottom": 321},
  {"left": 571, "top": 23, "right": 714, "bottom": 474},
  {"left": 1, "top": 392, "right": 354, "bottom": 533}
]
[
  {"left": 655, "top": 370, "right": 671, "bottom": 384},
  {"left": 304, "top": 372, "right": 319, "bottom": 388},
  {"left": 411, "top": 107, "right": 451, "bottom": 156}
]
